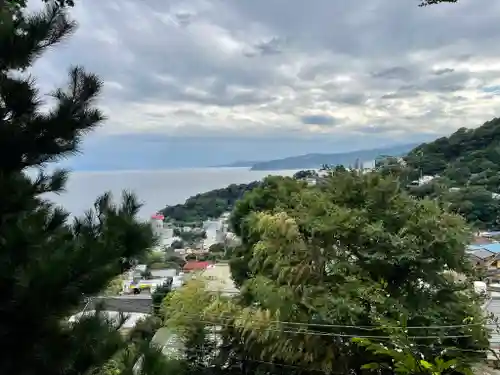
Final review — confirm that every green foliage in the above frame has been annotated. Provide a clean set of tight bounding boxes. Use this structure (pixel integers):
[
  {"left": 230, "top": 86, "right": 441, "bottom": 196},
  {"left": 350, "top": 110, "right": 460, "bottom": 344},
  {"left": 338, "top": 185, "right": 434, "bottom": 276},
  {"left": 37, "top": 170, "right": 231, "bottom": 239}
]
[
  {"left": 164, "top": 254, "right": 186, "bottom": 268},
  {"left": 0, "top": 3, "right": 156, "bottom": 374},
  {"left": 292, "top": 169, "right": 318, "bottom": 180},
  {"left": 178, "top": 230, "right": 206, "bottom": 244},
  {"left": 104, "top": 277, "right": 124, "bottom": 296},
  {"left": 225, "top": 170, "right": 487, "bottom": 372},
  {"left": 229, "top": 176, "right": 308, "bottom": 288},
  {"left": 160, "top": 182, "right": 260, "bottom": 224},
  {"left": 385, "top": 118, "right": 500, "bottom": 229},
  {"left": 145, "top": 251, "right": 165, "bottom": 266},
  {"left": 152, "top": 169, "right": 489, "bottom": 375},
  {"left": 185, "top": 254, "right": 198, "bottom": 261},
  {"left": 406, "top": 119, "right": 500, "bottom": 181},
  {"left": 170, "top": 239, "right": 184, "bottom": 249},
  {"left": 353, "top": 336, "right": 473, "bottom": 375},
  {"left": 129, "top": 316, "right": 163, "bottom": 344},
  {"left": 152, "top": 282, "right": 172, "bottom": 318},
  {"left": 208, "top": 242, "right": 224, "bottom": 252}
]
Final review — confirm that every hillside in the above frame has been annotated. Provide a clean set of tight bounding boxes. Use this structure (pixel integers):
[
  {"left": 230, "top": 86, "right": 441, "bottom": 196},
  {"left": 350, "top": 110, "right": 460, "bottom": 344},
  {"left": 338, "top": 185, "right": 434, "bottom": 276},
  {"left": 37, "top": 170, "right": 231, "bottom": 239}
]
[
  {"left": 250, "top": 143, "right": 417, "bottom": 171},
  {"left": 405, "top": 117, "right": 500, "bottom": 191},
  {"left": 160, "top": 181, "right": 260, "bottom": 224},
  {"left": 391, "top": 117, "right": 500, "bottom": 230}
]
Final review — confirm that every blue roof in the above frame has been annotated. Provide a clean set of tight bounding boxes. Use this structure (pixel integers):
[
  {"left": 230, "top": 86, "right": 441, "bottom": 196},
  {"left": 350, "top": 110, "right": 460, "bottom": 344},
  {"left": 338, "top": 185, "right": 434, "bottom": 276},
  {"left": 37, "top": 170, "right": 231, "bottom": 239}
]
[{"left": 480, "top": 243, "right": 500, "bottom": 254}]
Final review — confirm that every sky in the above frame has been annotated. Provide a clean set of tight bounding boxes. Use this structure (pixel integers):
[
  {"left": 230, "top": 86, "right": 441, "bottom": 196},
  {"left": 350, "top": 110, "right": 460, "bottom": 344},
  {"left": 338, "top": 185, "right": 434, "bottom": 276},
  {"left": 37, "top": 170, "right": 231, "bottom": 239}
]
[{"left": 30, "top": 0, "right": 500, "bottom": 169}]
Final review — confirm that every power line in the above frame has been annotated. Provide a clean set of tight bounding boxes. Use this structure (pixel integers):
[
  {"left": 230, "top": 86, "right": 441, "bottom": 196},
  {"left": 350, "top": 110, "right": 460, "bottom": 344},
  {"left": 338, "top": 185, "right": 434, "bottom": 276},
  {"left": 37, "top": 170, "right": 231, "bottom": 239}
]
[
  {"left": 158, "top": 313, "right": 475, "bottom": 339},
  {"left": 154, "top": 308, "right": 492, "bottom": 331}
]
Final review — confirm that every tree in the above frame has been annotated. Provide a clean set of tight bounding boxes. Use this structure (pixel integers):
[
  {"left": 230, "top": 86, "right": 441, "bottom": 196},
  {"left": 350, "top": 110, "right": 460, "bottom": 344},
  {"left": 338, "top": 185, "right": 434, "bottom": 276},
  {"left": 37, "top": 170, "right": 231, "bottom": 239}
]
[
  {"left": 208, "top": 242, "right": 224, "bottom": 253},
  {"left": 419, "top": 0, "right": 458, "bottom": 5},
  {"left": 292, "top": 169, "right": 318, "bottom": 180},
  {"left": 161, "top": 279, "right": 221, "bottom": 373},
  {"left": 171, "top": 239, "right": 184, "bottom": 249},
  {"left": 229, "top": 175, "right": 307, "bottom": 288},
  {"left": 226, "top": 170, "right": 487, "bottom": 373},
  {"left": 152, "top": 281, "right": 172, "bottom": 318},
  {"left": 0, "top": 3, "right": 156, "bottom": 374}
]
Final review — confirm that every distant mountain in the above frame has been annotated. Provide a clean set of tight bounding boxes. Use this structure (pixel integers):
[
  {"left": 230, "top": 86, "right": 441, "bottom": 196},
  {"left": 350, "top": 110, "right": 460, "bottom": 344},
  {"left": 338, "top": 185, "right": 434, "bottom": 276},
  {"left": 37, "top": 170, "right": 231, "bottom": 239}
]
[{"left": 250, "top": 143, "right": 418, "bottom": 171}]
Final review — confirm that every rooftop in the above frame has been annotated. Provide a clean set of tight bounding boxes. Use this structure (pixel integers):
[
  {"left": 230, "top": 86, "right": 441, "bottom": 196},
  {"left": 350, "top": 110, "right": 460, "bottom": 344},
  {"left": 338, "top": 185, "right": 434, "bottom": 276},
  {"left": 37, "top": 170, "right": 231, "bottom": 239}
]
[
  {"left": 468, "top": 248, "right": 496, "bottom": 260},
  {"left": 183, "top": 261, "right": 212, "bottom": 271},
  {"left": 468, "top": 243, "right": 500, "bottom": 254}
]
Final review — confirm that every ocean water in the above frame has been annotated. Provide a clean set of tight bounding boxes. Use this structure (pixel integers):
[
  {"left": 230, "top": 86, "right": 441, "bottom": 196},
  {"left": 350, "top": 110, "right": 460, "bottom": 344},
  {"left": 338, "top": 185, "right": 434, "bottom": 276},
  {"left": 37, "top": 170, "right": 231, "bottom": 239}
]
[{"left": 46, "top": 168, "right": 297, "bottom": 220}]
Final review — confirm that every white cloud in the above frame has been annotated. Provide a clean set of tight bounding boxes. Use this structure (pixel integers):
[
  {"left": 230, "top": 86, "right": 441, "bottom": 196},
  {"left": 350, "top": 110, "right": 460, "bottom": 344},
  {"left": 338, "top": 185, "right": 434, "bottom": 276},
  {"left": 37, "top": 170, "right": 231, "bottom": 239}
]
[{"left": 30, "top": 0, "right": 500, "bottom": 140}]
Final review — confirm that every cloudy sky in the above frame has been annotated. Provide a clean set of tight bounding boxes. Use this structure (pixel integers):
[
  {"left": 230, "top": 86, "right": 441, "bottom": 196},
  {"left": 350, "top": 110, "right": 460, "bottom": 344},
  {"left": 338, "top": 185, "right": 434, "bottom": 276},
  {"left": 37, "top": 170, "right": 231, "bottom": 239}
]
[{"left": 32, "top": 0, "right": 500, "bottom": 169}]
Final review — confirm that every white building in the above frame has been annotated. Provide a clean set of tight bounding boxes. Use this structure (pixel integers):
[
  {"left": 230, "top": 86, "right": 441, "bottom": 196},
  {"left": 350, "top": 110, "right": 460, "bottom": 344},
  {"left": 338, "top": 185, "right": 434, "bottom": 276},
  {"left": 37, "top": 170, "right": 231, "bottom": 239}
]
[
  {"left": 150, "top": 213, "right": 165, "bottom": 238},
  {"left": 408, "top": 175, "right": 436, "bottom": 187}
]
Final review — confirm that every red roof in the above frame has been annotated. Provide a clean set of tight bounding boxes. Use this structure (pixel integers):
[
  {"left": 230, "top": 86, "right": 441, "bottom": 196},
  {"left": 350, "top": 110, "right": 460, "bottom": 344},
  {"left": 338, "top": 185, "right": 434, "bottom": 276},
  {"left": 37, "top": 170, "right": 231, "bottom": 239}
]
[
  {"left": 183, "top": 261, "right": 212, "bottom": 271},
  {"left": 151, "top": 213, "right": 165, "bottom": 220}
]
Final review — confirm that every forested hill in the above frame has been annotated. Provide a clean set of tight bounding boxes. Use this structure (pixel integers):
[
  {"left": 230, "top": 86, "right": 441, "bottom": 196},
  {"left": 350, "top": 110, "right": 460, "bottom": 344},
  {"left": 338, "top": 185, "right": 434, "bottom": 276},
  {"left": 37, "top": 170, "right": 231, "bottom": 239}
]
[
  {"left": 404, "top": 117, "right": 500, "bottom": 190},
  {"left": 385, "top": 117, "right": 500, "bottom": 230},
  {"left": 160, "top": 181, "right": 260, "bottom": 223}
]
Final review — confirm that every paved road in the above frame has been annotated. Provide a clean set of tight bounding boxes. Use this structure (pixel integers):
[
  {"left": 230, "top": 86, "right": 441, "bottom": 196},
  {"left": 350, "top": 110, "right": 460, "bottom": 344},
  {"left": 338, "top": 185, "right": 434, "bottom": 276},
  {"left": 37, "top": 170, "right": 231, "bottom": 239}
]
[{"left": 83, "top": 295, "right": 153, "bottom": 314}]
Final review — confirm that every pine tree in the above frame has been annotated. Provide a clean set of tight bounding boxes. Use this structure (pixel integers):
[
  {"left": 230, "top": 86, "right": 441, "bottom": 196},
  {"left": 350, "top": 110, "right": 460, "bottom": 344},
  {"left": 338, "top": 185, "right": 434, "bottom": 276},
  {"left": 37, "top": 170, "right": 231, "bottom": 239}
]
[{"left": 0, "top": 2, "right": 155, "bottom": 374}]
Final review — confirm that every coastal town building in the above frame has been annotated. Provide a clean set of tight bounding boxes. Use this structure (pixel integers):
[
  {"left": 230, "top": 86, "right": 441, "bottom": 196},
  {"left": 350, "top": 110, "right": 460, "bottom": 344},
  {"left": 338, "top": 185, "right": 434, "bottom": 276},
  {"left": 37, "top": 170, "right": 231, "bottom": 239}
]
[{"left": 467, "top": 243, "right": 500, "bottom": 281}]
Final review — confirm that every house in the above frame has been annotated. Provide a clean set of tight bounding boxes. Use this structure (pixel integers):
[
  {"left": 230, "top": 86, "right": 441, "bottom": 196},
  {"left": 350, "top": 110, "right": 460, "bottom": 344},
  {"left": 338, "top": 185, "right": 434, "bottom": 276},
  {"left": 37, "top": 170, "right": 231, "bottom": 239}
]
[
  {"left": 467, "top": 244, "right": 500, "bottom": 280},
  {"left": 467, "top": 247, "right": 496, "bottom": 266}
]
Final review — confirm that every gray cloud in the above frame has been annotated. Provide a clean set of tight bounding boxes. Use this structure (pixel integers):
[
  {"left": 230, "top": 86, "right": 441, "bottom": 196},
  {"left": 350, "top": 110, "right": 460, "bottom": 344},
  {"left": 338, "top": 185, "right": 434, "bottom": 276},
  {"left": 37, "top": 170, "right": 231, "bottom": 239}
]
[
  {"left": 300, "top": 114, "right": 337, "bottom": 125},
  {"left": 433, "top": 68, "right": 454, "bottom": 75},
  {"left": 30, "top": 0, "right": 500, "bottom": 141},
  {"left": 371, "top": 66, "right": 415, "bottom": 81}
]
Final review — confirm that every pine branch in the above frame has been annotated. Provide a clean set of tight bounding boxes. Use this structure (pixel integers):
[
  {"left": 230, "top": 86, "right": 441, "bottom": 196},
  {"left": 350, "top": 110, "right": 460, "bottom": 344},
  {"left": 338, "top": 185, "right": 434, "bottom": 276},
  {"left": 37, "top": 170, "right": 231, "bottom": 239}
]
[{"left": 0, "top": 3, "right": 76, "bottom": 70}]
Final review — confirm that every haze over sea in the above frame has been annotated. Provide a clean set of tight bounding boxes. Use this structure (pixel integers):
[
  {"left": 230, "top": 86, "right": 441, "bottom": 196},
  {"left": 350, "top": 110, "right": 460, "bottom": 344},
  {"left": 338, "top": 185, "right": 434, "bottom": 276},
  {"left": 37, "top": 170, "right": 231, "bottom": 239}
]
[{"left": 47, "top": 168, "right": 296, "bottom": 220}]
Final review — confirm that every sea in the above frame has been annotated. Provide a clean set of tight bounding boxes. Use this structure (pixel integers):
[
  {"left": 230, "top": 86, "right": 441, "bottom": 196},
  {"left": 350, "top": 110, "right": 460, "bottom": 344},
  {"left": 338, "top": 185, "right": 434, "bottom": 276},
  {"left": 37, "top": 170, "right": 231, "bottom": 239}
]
[{"left": 46, "top": 168, "right": 297, "bottom": 220}]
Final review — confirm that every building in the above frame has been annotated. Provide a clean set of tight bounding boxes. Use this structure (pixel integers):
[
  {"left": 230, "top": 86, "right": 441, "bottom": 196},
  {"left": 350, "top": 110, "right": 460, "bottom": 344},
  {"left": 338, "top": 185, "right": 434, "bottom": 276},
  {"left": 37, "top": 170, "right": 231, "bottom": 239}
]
[
  {"left": 150, "top": 213, "right": 165, "bottom": 238},
  {"left": 151, "top": 268, "right": 177, "bottom": 279},
  {"left": 467, "top": 244, "right": 500, "bottom": 280},
  {"left": 203, "top": 219, "right": 225, "bottom": 249},
  {"left": 408, "top": 175, "right": 436, "bottom": 187}
]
